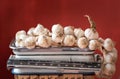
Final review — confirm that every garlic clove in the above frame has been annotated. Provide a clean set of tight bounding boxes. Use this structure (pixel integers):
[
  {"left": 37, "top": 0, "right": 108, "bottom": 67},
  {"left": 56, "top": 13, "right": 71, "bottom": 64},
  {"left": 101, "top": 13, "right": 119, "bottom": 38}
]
[
  {"left": 77, "top": 37, "right": 89, "bottom": 49},
  {"left": 63, "top": 35, "right": 76, "bottom": 46},
  {"left": 52, "top": 24, "right": 64, "bottom": 35},
  {"left": 74, "top": 28, "right": 84, "bottom": 38},
  {"left": 103, "top": 38, "right": 114, "bottom": 51},
  {"left": 64, "top": 26, "right": 74, "bottom": 35}
]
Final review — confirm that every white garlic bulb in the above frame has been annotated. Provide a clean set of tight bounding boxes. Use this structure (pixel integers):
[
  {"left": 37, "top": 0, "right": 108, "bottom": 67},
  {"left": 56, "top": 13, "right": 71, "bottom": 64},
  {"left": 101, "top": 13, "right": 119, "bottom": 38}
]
[
  {"left": 85, "top": 28, "right": 99, "bottom": 40},
  {"left": 84, "top": 15, "right": 99, "bottom": 40},
  {"left": 41, "top": 28, "right": 50, "bottom": 36},
  {"left": 15, "top": 30, "right": 27, "bottom": 41},
  {"left": 77, "top": 37, "right": 89, "bottom": 49},
  {"left": 15, "top": 40, "right": 25, "bottom": 48},
  {"left": 36, "top": 35, "right": 52, "bottom": 48},
  {"left": 63, "top": 35, "right": 76, "bottom": 46},
  {"left": 103, "top": 38, "right": 114, "bottom": 51},
  {"left": 27, "top": 27, "right": 35, "bottom": 36},
  {"left": 16, "top": 30, "right": 26, "bottom": 36},
  {"left": 103, "top": 63, "right": 116, "bottom": 76},
  {"left": 89, "top": 40, "right": 99, "bottom": 50},
  {"left": 33, "top": 24, "right": 44, "bottom": 36},
  {"left": 74, "top": 28, "right": 84, "bottom": 38},
  {"left": 52, "top": 24, "right": 63, "bottom": 35},
  {"left": 64, "top": 26, "right": 74, "bottom": 35},
  {"left": 104, "top": 54, "right": 114, "bottom": 63},
  {"left": 52, "top": 33, "right": 64, "bottom": 44},
  {"left": 16, "top": 34, "right": 27, "bottom": 41},
  {"left": 24, "top": 36, "right": 36, "bottom": 49},
  {"left": 108, "top": 48, "right": 118, "bottom": 62}
]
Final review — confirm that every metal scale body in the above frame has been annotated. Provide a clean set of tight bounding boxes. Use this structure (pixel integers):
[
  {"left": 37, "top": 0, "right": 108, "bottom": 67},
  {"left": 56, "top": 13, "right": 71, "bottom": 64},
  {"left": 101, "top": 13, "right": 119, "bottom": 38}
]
[{"left": 7, "top": 40, "right": 102, "bottom": 75}]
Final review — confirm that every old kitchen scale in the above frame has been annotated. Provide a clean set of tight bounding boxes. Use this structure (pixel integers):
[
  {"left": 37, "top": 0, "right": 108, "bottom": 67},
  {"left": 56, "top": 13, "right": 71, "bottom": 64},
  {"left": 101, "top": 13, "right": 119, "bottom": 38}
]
[{"left": 7, "top": 40, "right": 102, "bottom": 79}]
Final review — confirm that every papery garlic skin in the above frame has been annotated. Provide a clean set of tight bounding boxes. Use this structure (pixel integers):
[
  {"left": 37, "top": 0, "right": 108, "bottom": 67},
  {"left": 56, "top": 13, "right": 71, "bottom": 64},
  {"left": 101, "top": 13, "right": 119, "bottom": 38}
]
[
  {"left": 52, "top": 24, "right": 63, "bottom": 35},
  {"left": 36, "top": 35, "right": 52, "bottom": 48},
  {"left": 16, "top": 34, "right": 27, "bottom": 41},
  {"left": 74, "top": 28, "right": 84, "bottom": 38},
  {"left": 104, "top": 54, "right": 114, "bottom": 63},
  {"left": 64, "top": 26, "right": 74, "bottom": 35},
  {"left": 24, "top": 36, "right": 36, "bottom": 49},
  {"left": 108, "top": 48, "right": 118, "bottom": 62},
  {"left": 63, "top": 35, "right": 76, "bottom": 46},
  {"left": 103, "top": 63, "right": 116, "bottom": 76},
  {"left": 33, "top": 24, "right": 44, "bottom": 36},
  {"left": 52, "top": 34, "right": 64, "bottom": 44},
  {"left": 15, "top": 30, "right": 27, "bottom": 41},
  {"left": 41, "top": 28, "right": 50, "bottom": 36},
  {"left": 77, "top": 37, "right": 89, "bottom": 49},
  {"left": 15, "top": 40, "right": 25, "bottom": 48},
  {"left": 89, "top": 40, "right": 99, "bottom": 50},
  {"left": 16, "top": 30, "right": 26, "bottom": 36},
  {"left": 85, "top": 28, "right": 99, "bottom": 40},
  {"left": 27, "top": 27, "right": 35, "bottom": 36},
  {"left": 103, "top": 38, "right": 114, "bottom": 51}
]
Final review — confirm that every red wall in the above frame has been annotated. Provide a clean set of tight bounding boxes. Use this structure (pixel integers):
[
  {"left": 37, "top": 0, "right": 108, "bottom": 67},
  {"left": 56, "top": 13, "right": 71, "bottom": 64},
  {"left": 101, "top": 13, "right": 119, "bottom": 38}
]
[{"left": 0, "top": 0, "right": 120, "bottom": 79}]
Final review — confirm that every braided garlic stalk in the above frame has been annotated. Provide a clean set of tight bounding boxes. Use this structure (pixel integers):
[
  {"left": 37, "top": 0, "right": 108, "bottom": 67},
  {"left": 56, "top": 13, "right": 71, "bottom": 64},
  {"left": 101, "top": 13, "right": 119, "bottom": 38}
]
[{"left": 84, "top": 15, "right": 118, "bottom": 78}]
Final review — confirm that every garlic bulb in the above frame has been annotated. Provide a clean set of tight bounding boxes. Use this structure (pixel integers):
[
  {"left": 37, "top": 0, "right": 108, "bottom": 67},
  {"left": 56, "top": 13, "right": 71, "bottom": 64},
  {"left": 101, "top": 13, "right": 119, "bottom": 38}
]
[
  {"left": 33, "top": 24, "right": 44, "bottom": 36},
  {"left": 103, "top": 38, "right": 114, "bottom": 51},
  {"left": 52, "top": 24, "right": 63, "bottom": 35},
  {"left": 16, "top": 34, "right": 27, "bottom": 41},
  {"left": 16, "top": 30, "right": 26, "bottom": 36},
  {"left": 104, "top": 54, "right": 114, "bottom": 63},
  {"left": 27, "top": 27, "right": 35, "bottom": 36},
  {"left": 63, "top": 35, "right": 76, "bottom": 46},
  {"left": 77, "top": 37, "right": 89, "bottom": 49},
  {"left": 24, "top": 36, "right": 36, "bottom": 49},
  {"left": 15, "top": 30, "right": 27, "bottom": 41},
  {"left": 36, "top": 35, "right": 52, "bottom": 48},
  {"left": 84, "top": 15, "right": 99, "bottom": 40},
  {"left": 41, "top": 28, "right": 50, "bottom": 36},
  {"left": 74, "top": 28, "right": 84, "bottom": 38},
  {"left": 89, "top": 40, "right": 99, "bottom": 50},
  {"left": 108, "top": 48, "right": 118, "bottom": 62},
  {"left": 15, "top": 40, "right": 25, "bottom": 48},
  {"left": 64, "top": 26, "right": 74, "bottom": 35},
  {"left": 52, "top": 33, "right": 64, "bottom": 44},
  {"left": 103, "top": 63, "right": 116, "bottom": 76}
]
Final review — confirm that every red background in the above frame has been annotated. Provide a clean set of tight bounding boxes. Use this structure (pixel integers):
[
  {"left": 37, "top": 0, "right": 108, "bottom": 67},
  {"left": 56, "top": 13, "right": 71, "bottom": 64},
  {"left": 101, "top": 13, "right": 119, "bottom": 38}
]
[{"left": 0, "top": 0, "right": 120, "bottom": 79}]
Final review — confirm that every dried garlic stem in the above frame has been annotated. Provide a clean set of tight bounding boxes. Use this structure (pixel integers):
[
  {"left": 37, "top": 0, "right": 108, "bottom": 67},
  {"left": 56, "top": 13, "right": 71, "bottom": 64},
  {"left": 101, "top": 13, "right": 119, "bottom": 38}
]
[{"left": 84, "top": 15, "right": 96, "bottom": 31}]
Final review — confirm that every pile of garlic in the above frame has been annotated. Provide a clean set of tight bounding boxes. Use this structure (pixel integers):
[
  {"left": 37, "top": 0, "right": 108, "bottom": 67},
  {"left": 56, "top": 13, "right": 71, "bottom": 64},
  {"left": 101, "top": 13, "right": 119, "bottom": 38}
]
[{"left": 15, "top": 15, "right": 117, "bottom": 78}]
